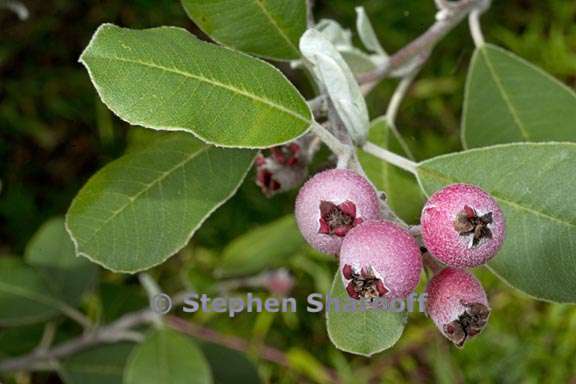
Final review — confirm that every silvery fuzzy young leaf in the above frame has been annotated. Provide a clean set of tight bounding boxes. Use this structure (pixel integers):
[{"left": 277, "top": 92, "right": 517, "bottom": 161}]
[
  {"left": 80, "top": 24, "right": 312, "bottom": 149},
  {"left": 315, "top": 19, "right": 378, "bottom": 75},
  {"left": 315, "top": 19, "right": 353, "bottom": 49},
  {"left": 300, "top": 29, "right": 370, "bottom": 145},
  {"left": 355, "top": 7, "right": 387, "bottom": 57}
]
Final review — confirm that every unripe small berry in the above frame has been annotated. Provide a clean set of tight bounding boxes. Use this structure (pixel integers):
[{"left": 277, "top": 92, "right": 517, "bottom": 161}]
[
  {"left": 295, "top": 169, "right": 381, "bottom": 255},
  {"left": 339, "top": 220, "right": 422, "bottom": 300},
  {"left": 421, "top": 183, "right": 505, "bottom": 268},
  {"left": 425, "top": 267, "right": 490, "bottom": 347},
  {"left": 256, "top": 142, "right": 308, "bottom": 197}
]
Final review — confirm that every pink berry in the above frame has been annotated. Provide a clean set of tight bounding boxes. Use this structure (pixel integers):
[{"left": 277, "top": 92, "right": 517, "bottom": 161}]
[
  {"left": 339, "top": 220, "right": 422, "bottom": 300},
  {"left": 295, "top": 169, "right": 381, "bottom": 255},
  {"left": 425, "top": 267, "right": 490, "bottom": 347},
  {"left": 421, "top": 183, "right": 505, "bottom": 268}
]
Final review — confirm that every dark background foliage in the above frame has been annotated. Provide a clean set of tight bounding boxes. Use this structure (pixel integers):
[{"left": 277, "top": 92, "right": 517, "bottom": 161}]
[{"left": 1, "top": 1, "right": 576, "bottom": 383}]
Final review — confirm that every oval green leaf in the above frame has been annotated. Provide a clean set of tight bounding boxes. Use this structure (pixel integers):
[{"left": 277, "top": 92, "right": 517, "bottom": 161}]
[
  {"left": 66, "top": 133, "right": 256, "bottom": 273},
  {"left": 200, "top": 342, "right": 261, "bottom": 384},
  {"left": 25, "top": 217, "right": 98, "bottom": 306},
  {"left": 80, "top": 24, "right": 311, "bottom": 148},
  {"left": 181, "top": 0, "right": 306, "bottom": 61},
  {"left": 326, "top": 273, "right": 405, "bottom": 357},
  {"left": 358, "top": 118, "right": 425, "bottom": 224},
  {"left": 416, "top": 142, "right": 576, "bottom": 303},
  {"left": 216, "top": 215, "right": 304, "bottom": 278},
  {"left": 463, "top": 44, "right": 576, "bottom": 148},
  {"left": 59, "top": 343, "right": 134, "bottom": 384},
  {"left": 0, "top": 258, "right": 63, "bottom": 326},
  {"left": 124, "top": 329, "right": 212, "bottom": 384}
]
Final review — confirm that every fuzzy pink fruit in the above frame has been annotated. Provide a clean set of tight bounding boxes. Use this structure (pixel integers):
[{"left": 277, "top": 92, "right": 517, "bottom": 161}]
[
  {"left": 295, "top": 169, "right": 381, "bottom": 255},
  {"left": 426, "top": 267, "right": 490, "bottom": 347},
  {"left": 339, "top": 220, "right": 422, "bottom": 300},
  {"left": 421, "top": 183, "right": 505, "bottom": 268}
]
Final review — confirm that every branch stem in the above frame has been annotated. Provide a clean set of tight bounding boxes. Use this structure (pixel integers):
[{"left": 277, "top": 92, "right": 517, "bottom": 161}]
[
  {"left": 311, "top": 122, "right": 353, "bottom": 168},
  {"left": 386, "top": 72, "right": 418, "bottom": 126},
  {"left": 357, "top": 0, "right": 487, "bottom": 87},
  {"left": 0, "top": 310, "right": 153, "bottom": 372},
  {"left": 362, "top": 142, "right": 418, "bottom": 175},
  {"left": 468, "top": 8, "right": 486, "bottom": 46},
  {"left": 139, "top": 273, "right": 164, "bottom": 328}
]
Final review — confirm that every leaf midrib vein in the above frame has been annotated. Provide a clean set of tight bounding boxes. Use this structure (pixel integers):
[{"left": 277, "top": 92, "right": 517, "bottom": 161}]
[
  {"left": 480, "top": 47, "right": 531, "bottom": 141},
  {"left": 0, "top": 281, "right": 61, "bottom": 309},
  {"left": 90, "top": 54, "right": 309, "bottom": 124},
  {"left": 417, "top": 166, "right": 576, "bottom": 228},
  {"left": 78, "top": 145, "right": 211, "bottom": 246},
  {"left": 252, "top": 0, "right": 300, "bottom": 56}
]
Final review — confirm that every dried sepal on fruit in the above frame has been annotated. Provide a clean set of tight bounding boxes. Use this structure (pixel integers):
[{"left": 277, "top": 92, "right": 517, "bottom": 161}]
[
  {"left": 426, "top": 267, "right": 491, "bottom": 348},
  {"left": 421, "top": 183, "right": 505, "bottom": 268},
  {"left": 295, "top": 169, "right": 381, "bottom": 255},
  {"left": 339, "top": 220, "right": 422, "bottom": 300}
]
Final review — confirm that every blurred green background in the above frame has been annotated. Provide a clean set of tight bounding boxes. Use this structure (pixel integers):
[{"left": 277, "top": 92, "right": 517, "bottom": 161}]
[{"left": 1, "top": 1, "right": 576, "bottom": 383}]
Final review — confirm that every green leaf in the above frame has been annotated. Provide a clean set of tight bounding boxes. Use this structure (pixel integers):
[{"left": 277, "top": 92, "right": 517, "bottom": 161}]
[
  {"left": 124, "top": 329, "right": 213, "bottom": 384},
  {"left": 25, "top": 217, "right": 98, "bottom": 306},
  {"left": 59, "top": 343, "right": 134, "bottom": 384},
  {"left": 80, "top": 24, "right": 311, "bottom": 148},
  {"left": 0, "top": 323, "right": 45, "bottom": 358},
  {"left": 416, "top": 142, "right": 576, "bottom": 303},
  {"left": 0, "top": 258, "right": 62, "bottom": 326},
  {"left": 462, "top": 44, "right": 576, "bottom": 148},
  {"left": 98, "top": 283, "right": 148, "bottom": 323},
  {"left": 66, "top": 133, "right": 256, "bottom": 273},
  {"left": 181, "top": 0, "right": 306, "bottom": 61},
  {"left": 216, "top": 215, "right": 304, "bottom": 278},
  {"left": 286, "top": 348, "right": 332, "bottom": 384},
  {"left": 200, "top": 342, "right": 261, "bottom": 384},
  {"left": 326, "top": 273, "right": 405, "bottom": 357},
  {"left": 358, "top": 118, "right": 425, "bottom": 224}
]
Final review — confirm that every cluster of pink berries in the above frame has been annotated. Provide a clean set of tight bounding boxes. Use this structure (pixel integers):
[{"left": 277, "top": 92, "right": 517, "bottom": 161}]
[{"left": 294, "top": 169, "right": 505, "bottom": 347}]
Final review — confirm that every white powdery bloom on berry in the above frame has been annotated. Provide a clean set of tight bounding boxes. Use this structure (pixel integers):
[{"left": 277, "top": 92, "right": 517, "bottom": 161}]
[
  {"left": 294, "top": 169, "right": 381, "bottom": 255},
  {"left": 421, "top": 183, "right": 505, "bottom": 268},
  {"left": 339, "top": 220, "right": 422, "bottom": 300},
  {"left": 426, "top": 267, "right": 490, "bottom": 348}
]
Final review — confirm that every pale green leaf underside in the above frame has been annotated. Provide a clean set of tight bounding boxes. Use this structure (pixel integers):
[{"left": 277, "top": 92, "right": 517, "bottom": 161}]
[
  {"left": 463, "top": 44, "right": 576, "bottom": 148},
  {"left": 181, "top": 0, "right": 306, "bottom": 61},
  {"left": 217, "top": 215, "right": 304, "bottom": 278},
  {"left": 359, "top": 118, "right": 424, "bottom": 224},
  {"left": 59, "top": 343, "right": 134, "bottom": 384},
  {"left": 66, "top": 133, "right": 256, "bottom": 273},
  {"left": 25, "top": 217, "right": 98, "bottom": 306},
  {"left": 80, "top": 24, "right": 311, "bottom": 148},
  {"left": 0, "top": 258, "right": 63, "bottom": 326},
  {"left": 326, "top": 273, "right": 405, "bottom": 357},
  {"left": 417, "top": 143, "right": 576, "bottom": 303},
  {"left": 124, "top": 329, "right": 212, "bottom": 384}
]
